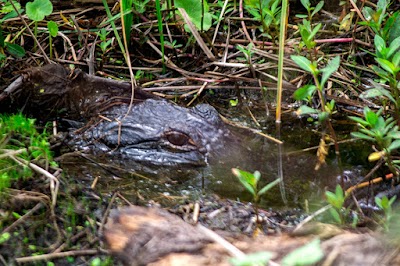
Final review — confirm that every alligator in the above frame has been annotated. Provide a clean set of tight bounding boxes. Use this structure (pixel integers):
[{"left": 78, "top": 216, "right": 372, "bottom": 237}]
[{"left": 78, "top": 99, "right": 232, "bottom": 166}]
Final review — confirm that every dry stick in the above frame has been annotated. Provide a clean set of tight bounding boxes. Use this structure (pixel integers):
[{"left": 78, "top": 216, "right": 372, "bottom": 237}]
[
  {"left": 196, "top": 224, "right": 280, "bottom": 266},
  {"left": 196, "top": 224, "right": 245, "bottom": 258},
  {"left": 15, "top": 249, "right": 99, "bottom": 264},
  {"left": 222, "top": 19, "right": 231, "bottom": 63},
  {"left": 120, "top": 7, "right": 137, "bottom": 119},
  {"left": 98, "top": 192, "right": 118, "bottom": 237},
  {"left": 8, "top": 0, "right": 51, "bottom": 64},
  {"left": 285, "top": 138, "right": 357, "bottom": 155},
  {"left": 239, "top": 0, "right": 253, "bottom": 44},
  {"left": 293, "top": 205, "right": 333, "bottom": 232},
  {"left": 177, "top": 8, "right": 215, "bottom": 61},
  {"left": 346, "top": 173, "right": 394, "bottom": 196},
  {"left": 221, "top": 116, "right": 283, "bottom": 144},
  {"left": 55, "top": 31, "right": 78, "bottom": 62},
  {"left": 212, "top": 0, "right": 230, "bottom": 45},
  {"left": 187, "top": 81, "right": 208, "bottom": 106},
  {"left": 1, "top": 203, "right": 44, "bottom": 234}
]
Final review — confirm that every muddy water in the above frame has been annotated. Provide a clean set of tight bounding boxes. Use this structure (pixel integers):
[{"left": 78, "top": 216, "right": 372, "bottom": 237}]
[{"left": 60, "top": 111, "right": 368, "bottom": 211}]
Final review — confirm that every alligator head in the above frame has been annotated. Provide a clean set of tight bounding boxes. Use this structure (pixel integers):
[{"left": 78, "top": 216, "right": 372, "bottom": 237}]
[{"left": 81, "top": 99, "right": 231, "bottom": 166}]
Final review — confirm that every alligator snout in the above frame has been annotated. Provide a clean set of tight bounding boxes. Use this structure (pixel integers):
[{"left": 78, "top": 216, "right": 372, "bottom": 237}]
[{"left": 80, "top": 99, "right": 230, "bottom": 166}]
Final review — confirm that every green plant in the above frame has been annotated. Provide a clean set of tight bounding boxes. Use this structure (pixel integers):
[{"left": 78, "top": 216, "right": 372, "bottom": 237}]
[
  {"left": 0, "top": 30, "right": 25, "bottom": 62},
  {"left": 25, "top": 0, "right": 53, "bottom": 50},
  {"left": 360, "top": 35, "right": 400, "bottom": 119},
  {"left": 155, "top": 0, "right": 165, "bottom": 71},
  {"left": 295, "top": 0, "right": 324, "bottom": 54},
  {"left": 96, "top": 28, "right": 113, "bottom": 70},
  {"left": 230, "top": 251, "right": 273, "bottom": 266},
  {"left": 296, "top": 0, "right": 324, "bottom": 21},
  {"left": 375, "top": 195, "right": 396, "bottom": 231},
  {"left": 291, "top": 57, "right": 340, "bottom": 123},
  {"left": 0, "top": 0, "right": 21, "bottom": 22},
  {"left": 0, "top": 7, "right": 26, "bottom": 62},
  {"left": 47, "top": 20, "right": 58, "bottom": 58},
  {"left": 291, "top": 55, "right": 340, "bottom": 168},
  {"left": 349, "top": 107, "right": 400, "bottom": 175},
  {"left": 175, "top": 0, "right": 212, "bottom": 32},
  {"left": 133, "top": 0, "right": 150, "bottom": 14},
  {"left": 325, "top": 185, "right": 348, "bottom": 224},
  {"left": 237, "top": 43, "right": 254, "bottom": 65},
  {"left": 120, "top": 0, "right": 133, "bottom": 45},
  {"left": 359, "top": 0, "right": 400, "bottom": 43},
  {"left": 230, "top": 238, "right": 323, "bottom": 266},
  {"left": 281, "top": 238, "right": 324, "bottom": 266},
  {"left": 232, "top": 168, "right": 280, "bottom": 223},
  {"left": 0, "top": 114, "right": 54, "bottom": 192},
  {"left": 244, "top": 0, "right": 281, "bottom": 40}
]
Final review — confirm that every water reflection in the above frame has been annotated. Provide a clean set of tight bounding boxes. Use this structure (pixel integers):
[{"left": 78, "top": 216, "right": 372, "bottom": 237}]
[{"left": 60, "top": 121, "right": 362, "bottom": 210}]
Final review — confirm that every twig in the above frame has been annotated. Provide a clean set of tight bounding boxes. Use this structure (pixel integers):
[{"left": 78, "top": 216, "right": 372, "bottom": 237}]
[
  {"left": 177, "top": 8, "right": 215, "bottom": 61},
  {"left": 1, "top": 203, "right": 44, "bottom": 234},
  {"left": 293, "top": 205, "right": 332, "bottom": 232},
  {"left": 239, "top": 0, "right": 253, "bottom": 44},
  {"left": 98, "top": 192, "right": 118, "bottom": 236},
  {"left": 15, "top": 249, "right": 99, "bottom": 263},
  {"left": 8, "top": 0, "right": 51, "bottom": 64}
]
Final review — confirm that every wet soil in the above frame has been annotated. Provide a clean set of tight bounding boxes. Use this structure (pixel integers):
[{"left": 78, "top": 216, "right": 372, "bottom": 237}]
[{"left": 1, "top": 65, "right": 398, "bottom": 266}]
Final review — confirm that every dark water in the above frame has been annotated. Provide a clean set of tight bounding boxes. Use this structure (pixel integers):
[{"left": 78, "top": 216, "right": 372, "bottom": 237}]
[{"left": 60, "top": 112, "right": 368, "bottom": 211}]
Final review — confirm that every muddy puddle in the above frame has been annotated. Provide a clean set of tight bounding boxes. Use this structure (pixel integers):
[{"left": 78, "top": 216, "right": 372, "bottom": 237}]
[{"left": 59, "top": 108, "right": 368, "bottom": 212}]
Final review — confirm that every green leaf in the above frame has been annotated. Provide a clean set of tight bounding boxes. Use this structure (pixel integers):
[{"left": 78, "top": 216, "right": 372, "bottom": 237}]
[
  {"left": 300, "top": 0, "right": 311, "bottom": 10},
  {"left": 311, "top": 1, "right": 324, "bottom": 17},
  {"left": 175, "top": 0, "right": 212, "bottom": 31},
  {"left": 329, "top": 208, "right": 342, "bottom": 223},
  {"left": 360, "top": 86, "right": 396, "bottom": 103},
  {"left": 293, "top": 85, "right": 317, "bottom": 101},
  {"left": 1, "top": 0, "right": 21, "bottom": 13},
  {"left": 258, "top": 178, "right": 280, "bottom": 196},
  {"left": 121, "top": 0, "right": 133, "bottom": 44},
  {"left": 290, "top": 55, "right": 316, "bottom": 74},
  {"left": 335, "top": 184, "right": 344, "bottom": 201},
  {"left": 350, "top": 132, "right": 375, "bottom": 142},
  {"left": 318, "top": 111, "right": 329, "bottom": 122},
  {"left": 321, "top": 56, "right": 340, "bottom": 89},
  {"left": 387, "top": 36, "right": 400, "bottom": 59},
  {"left": 388, "top": 139, "right": 400, "bottom": 152},
  {"left": 349, "top": 116, "right": 369, "bottom": 127},
  {"left": 325, "top": 191, "right": 339, "bottom": 206},
  {"left": 308, "top": 23, "right": 322, "bottom": 42},
  {"left": 376, "top": 58, "right": 395, "bottom": 75},
  {"left": 296, "top": 105, "right": 319, "bottom": 115},
  {"left": 0, "top": 232, "right": 10, "bottom": 244},
  {"left": 230, "top": 251, "right": 273, "bottom": 266},
  {"left": 230, "top": 98, "right": 239, "bottom": 107},
  {"left": 387, "top": 131, "right": 400, "bottom": 139},
  {"left": 375, "top": 196, "right": 383, "bottom": 208},
  {"left": 47, "top": 20, "right": 58, "bottom": 37},
  {"left": 392, "top": 52, "right": 400, "bottom": 69},
  {"left": 361, "top": 6, "right": 373, "bottom": 21},
  {"left": 296, "top": 14, "right": 308, "bottom": 19},
  {"left": 365, "top": 108, "right": 379, "bottom": 126},
  {"left": 374, "top": 34, "right": 386, "bottom": 55},
  {"left": 5, "top": 42, "right": 25, "bottom": 58},
  {"left": 389, "top": 195, "right": 397, "bottom": 205},
  {"left": 388, "top": 12, "right": 400, "bottom": 43},
  {"left": 26, "top": 0, "right": 53, "bottom": 21},
  {"left": 282, "top": 239, "right": 324, "bottom": 266},
  {"left": 232, "top": 168, "right": 256, "bottom": 196}
]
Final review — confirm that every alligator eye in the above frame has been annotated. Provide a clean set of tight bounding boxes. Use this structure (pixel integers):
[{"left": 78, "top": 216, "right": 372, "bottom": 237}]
[{"left": 165, "top": 131, "right": 190, "bottom": 146}]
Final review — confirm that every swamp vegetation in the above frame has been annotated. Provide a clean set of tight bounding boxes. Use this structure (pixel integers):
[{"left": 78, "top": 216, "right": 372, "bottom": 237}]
[{"left": 1, "top": 0, "right": 400, "bottom": 265}]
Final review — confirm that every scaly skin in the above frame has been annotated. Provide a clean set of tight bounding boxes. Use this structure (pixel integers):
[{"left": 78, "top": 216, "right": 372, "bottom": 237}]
[{"left": 81, "top": 99, "right": 231, "bottom": 166}]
